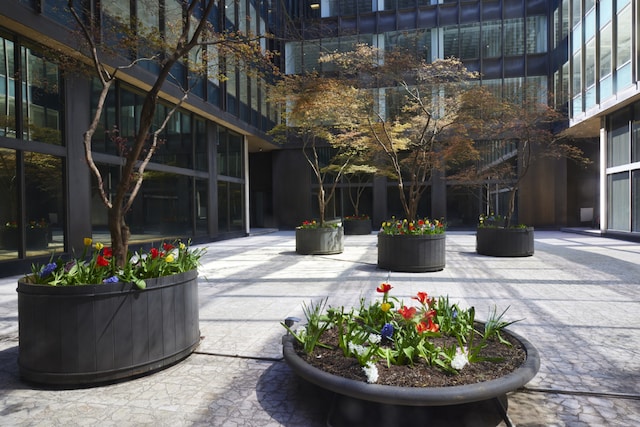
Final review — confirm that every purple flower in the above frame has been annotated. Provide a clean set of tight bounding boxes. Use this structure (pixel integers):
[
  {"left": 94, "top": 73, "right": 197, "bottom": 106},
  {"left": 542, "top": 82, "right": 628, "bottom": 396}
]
[
  {"left": 39, "top": 263, "right": 57, "bottom": 278},
  {"left": 103, "top": 276, "right": 119, "bottom": 284},
  {"left": 381, "top": 323, "right": 394, "bottom": 339}
]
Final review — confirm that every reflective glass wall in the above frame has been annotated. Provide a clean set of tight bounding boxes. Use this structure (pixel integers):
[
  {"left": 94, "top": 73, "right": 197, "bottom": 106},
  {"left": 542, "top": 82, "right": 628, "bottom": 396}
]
[{"left": 0, "top": 33, "right": 65, "bottom": 262}]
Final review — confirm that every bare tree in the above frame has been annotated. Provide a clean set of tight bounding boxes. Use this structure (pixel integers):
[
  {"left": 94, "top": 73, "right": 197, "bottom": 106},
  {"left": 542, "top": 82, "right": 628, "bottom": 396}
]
[{"left": 63, "top": 0, "right": 276, "bottom": 265}]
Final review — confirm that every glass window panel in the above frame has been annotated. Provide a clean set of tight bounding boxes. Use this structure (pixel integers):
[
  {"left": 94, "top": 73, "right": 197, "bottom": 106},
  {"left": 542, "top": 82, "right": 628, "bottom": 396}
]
[
  {"left": 561, "top": 0, "right": 569, "bottom": 39},
  {"left": 304, "top": 41, "right": 321, "bottom": 73},
  {"left": 0, "top": 148, "right": 18, "bottom": 258},
  {"left": 600, "top": 23, "right": 612, "bottom": 77},
  {"left": 599, "top": 0, "right": 612, "bottom": 27},
  {"left": 228, "top": 182, "right": 244, "bottom": 231},
  {"left": 633, "top": 170, "right": 640, "bottom": 232},
  {"left": 572, "top": 94, "right": 582, "bottom": 117},
  {"left": 526, "top": 16, "right": 547, "bottom": 54},
  {"left": 608, "top": 113, "right": 630, "bottom": 167},
  {"left": 24, "top": 152, "right": 64, "bottom": 255},
  {"left": 633, "top": 111, "right": 640, "bottom": 163},
  {"left": 572, "top": 51, "right": 581, "bottom": 95},
  {"left": 616, "top": 63, "right": 632, "bottom": 91},
  {"left": 459, "top": 23, "right": 480, "bottom": 59},
  {"left": 217, "top": 181, "right": 228, "bottom": 231},
  {"left": 571, "top": 0, "right": 580, "bottom": 27},
  {"left": 571, "top": 22, "right": 581, "bottom": 54},
  {"left": 600, "top": 75, "right": 613, "bottom": 100},
  {"left": 443, "top": 26, "right": 459, "bottom": 58},
  {"left": 482, "top": 20, "right": 502, "bottom": 58},
  {"left": 22, "top": 46, "right": 62, "bottom": 144},
  {"left": 608, "top": 172, "right": 630, "bottom": 231},
  {"left": 583, "top": 9, "right": 595, "bottom": 40},
  {"left": 0, "top": 38, "right": 16, "bottom": 138},
  {"left": 616, "top": 6, "right": 631, "bottom": 67},
  {"left": 195, "top": 118, "right": 207, "bottom": 171},
  {"left": 584, "top": 39, "right": 596, "bottom": 88},
  {"left": 504, "top": 19, "right": 524, "bottom": 56},
  {"left": 195, "top": 178, "right": 208, "bottom": 235},
  {"left": 102, "top": 0, "right": 130, "bottom": 20}
]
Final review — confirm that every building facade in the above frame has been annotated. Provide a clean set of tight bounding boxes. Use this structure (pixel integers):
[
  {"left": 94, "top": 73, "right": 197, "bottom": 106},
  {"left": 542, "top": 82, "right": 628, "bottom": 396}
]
[
  {"left": 0, "top": 0, "right": 279, "bottom": 275},
  {"left": 0, "top": 0, "right": 638, "bottom": 275}
]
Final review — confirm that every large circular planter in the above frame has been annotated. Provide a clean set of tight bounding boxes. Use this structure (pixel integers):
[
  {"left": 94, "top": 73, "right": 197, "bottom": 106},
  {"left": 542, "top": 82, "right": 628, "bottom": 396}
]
[
  {"left": 282, "top": 328, "right": 539, "bottom": 425},
  {"left": 377, "top": 233, "right": 445, "bottom": 272},
  {"left": 476, "top": 227, "right": 534, "bottom": 257},
  {"left": 295, "top": 226, "right": 344, "bottom": 255},
  {"left": 17, "top": 269, "right": 200, "bottom": 386},
  {"left": 343, "top": 218, "right": 372, "bottom": 235}
]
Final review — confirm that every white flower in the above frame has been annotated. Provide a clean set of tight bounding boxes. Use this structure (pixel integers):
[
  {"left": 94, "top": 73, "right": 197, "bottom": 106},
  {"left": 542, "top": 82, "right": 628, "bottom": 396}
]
[
  {"left": 368, "top": 333, "right": 381, "bottom": 345},
  {"left": 451, "top": 347, "right": 469, "bottom": 370},
  {"left": 348, "top": 342, "right": 366, "bottom": 356},
  {"left": 363, "top": 363, "right": 379, "bottom": 383}
]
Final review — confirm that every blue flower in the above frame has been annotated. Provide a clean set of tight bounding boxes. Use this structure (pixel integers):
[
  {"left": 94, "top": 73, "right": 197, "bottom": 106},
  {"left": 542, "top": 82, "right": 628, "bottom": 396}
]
[
  {"left": 103, "top": 276, "right": 119, "bottom": 284},
  {"left": 39, "top": 263, "right": 57, "bottom": 278},
  {"left": 381, "top": 323, "right": 394, "bottom": 339}
]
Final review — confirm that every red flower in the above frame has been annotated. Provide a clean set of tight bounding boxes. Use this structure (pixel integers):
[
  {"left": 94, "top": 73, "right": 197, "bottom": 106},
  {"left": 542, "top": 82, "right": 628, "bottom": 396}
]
[
  {"left": 150, "top": 248, "right": 159, "bottom": 259},
  {"left": 426, "top": 318, "right": 440, "bottom": 333},
  {"left": 96, "top": 255, "right": 109, "bottom": 267},
  {"left": 416, "top": 322, "right": 428, "bottom": 334},
  {"left": 163, "top": 243, "right": 175, "bottom": 251},
  {"left": 412, "top": 291, "right": 429, "bottom": 305},
  {"left": 423, "top": 309, "right": 437, "bottom": 320},
  {"left": 376, "top": 283, "right": 393, "bottom": 293},
  {"left": 102, "top": 247, "right": 113, "bottom": 258},
  {"left": 398, "top": 306, "right": 416, "bottom": 320},
  {"left": 418, "top": 219, "right": 425, "bottom": 226}
]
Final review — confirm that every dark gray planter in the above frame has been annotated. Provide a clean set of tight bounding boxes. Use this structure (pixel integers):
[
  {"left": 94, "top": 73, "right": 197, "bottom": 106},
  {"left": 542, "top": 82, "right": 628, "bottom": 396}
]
[
  {"left": 17, "top": 269, "right": 200, "bottom": 386},
  {"left": 476, "top": 227, "right": 534, "bottom": 257},
  {"left": 296, "top": 226, "right": 344, "bottom": 255},
  {"left": 377, "top": 233, "right": 445, "bottom": 272},
  {"left": 343, "top": 218, "right": 372, "bottom": 235},
  {"left": 282, "top": 327, "right": 539, "bottom": 426}
]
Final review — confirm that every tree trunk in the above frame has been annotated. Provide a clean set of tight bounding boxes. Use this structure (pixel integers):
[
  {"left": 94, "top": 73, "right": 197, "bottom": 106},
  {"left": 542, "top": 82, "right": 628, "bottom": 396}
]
[{"left": 108, "top": 206, "right": 129, "bottom": 267}]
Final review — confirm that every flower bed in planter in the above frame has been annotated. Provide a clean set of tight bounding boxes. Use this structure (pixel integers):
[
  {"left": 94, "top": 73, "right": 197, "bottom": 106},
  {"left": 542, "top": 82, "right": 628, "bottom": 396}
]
[
  {"left": 281, "top": 284, "right": 539, "bottom": 426},
  {"left": 476, "top": 227, "right": 534, "bottom": 257},
  {"left": 18, "top": 270, "right": 200, "bottom": 386}
]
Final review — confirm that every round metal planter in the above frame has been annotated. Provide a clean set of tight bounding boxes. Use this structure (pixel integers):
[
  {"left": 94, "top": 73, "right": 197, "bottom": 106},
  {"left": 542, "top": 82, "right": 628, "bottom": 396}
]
[
  {"left": 377, "top": 233, "right": 446, "bottom": 272},
  {"left": 17, "top": 269, "right": 200, "bottom": 386},
  {"left": 476, "top": 227, "right": 534, "bottom": 257},
  {"left": 282, "top": 328, "right": 539, "bottom": 426},
  {"left": 343, "top": 219, "right": 372, "bottom": 235},
  {"left": 295, "top": 226, "right": 344, "bottom": 255}
]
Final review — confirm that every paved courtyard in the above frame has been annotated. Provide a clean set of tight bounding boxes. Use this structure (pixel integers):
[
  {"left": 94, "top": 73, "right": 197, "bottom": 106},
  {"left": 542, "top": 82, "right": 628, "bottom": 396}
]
[{"left": 0, "top": 230, "right": 639, "bottom": 426}]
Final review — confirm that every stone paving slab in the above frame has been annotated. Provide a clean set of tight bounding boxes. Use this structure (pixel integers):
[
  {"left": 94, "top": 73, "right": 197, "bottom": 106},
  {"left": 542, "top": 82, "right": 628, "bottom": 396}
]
[{"left": 0, "top": 230, "right": 639, "bottom": 426}]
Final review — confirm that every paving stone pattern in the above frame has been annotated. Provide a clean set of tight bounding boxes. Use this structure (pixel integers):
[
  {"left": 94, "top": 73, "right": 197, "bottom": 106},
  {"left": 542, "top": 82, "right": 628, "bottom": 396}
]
[{"left": 0, "top": 230, "right": 638, "bottom": 426}]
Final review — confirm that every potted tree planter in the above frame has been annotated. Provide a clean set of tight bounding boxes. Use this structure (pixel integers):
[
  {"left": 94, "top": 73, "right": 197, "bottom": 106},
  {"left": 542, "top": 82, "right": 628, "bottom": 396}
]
[
  {"left": 343, "top": 215, "right": 372, "bottom": 235},
  {"left": 296, "top": 220, "right": 344, "bottom": 255},
  {"left": 476, "top": 226, "right": 534, "bottom": 257},
  {"left": 377, "top": 219, "right": 445, "bottom": 272},
  {"left": 19, "top": 240, "right": 203, "bottom": 386}
]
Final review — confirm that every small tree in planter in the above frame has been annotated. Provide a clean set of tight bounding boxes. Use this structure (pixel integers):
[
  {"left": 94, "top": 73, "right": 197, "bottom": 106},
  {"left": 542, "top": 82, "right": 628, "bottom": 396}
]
[
  {"left": 62, "top": 0, "right": 276, "bottom": 266},
  {"left": 343, "top": 164, "right": 377, "bottom": 235},
  {"left": 321, "top": 44, "right": 479, "bottom": 223},
  {"left": 269, "top": 73, "right": 369, "bottom": 228},
  {"left": 450, "top": 85, "right": 589, "bottom": 256}
]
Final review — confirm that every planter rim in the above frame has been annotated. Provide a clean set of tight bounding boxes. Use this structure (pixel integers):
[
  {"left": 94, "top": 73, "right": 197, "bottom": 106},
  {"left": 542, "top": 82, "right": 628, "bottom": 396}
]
[
  {"left": 476, "top": 226, "right": 534, "bottom": 232},
  {"left": 282, "top": 326, "right": 539, "bottom": 407},
  {"left": 17, "top": 269, "right": 198, "bottom": 297}
]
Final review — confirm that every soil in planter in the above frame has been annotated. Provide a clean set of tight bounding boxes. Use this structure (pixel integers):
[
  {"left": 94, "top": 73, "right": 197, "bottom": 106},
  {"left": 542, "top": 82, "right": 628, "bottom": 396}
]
[{"left": 296, "top": 326, "right": 526, "bottom": 388}]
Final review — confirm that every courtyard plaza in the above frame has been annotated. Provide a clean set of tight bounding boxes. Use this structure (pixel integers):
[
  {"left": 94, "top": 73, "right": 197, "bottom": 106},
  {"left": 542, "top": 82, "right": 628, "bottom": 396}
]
[{"left": 0, "top": 230, "right": 638, "bottom": 426}]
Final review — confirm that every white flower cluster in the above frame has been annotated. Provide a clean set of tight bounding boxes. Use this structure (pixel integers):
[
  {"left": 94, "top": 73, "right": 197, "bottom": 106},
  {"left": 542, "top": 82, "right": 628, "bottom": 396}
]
[
  {"left": 347, "top": 342, "right": 366, "bottom": 356},
  {"left": 451, "top": 346, "right": 469, "bottom": 370},
  {"left": 368, "top": 333, "right": 381, "bottom": 345},
  {"left": 363, "top": 363, "right": 379, "bottom": 383}
]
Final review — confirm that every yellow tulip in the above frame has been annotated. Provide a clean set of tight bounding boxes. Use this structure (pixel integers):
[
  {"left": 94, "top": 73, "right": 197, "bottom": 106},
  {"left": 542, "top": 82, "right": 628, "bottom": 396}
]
[
  {"left": 84, "top": 237, "right": 92, "bottom": 246},
  {"left": 165, "top": 254, "right": 175, "bottom": 263},
  {"left": 94, "top": 242, "right": 104, "bottom": 251},
  {"left": 381, "top": 302, "right": 391, "bottom": 312}
]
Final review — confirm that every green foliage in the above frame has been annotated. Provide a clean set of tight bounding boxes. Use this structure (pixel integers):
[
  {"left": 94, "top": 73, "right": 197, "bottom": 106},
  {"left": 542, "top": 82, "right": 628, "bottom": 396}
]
[
  {"left": 379, "top": 217, "right": 446, "bottom": 235},
  {"left": 28, "top": 239, "right": 204, "bottom": 289},
  {"left": 283, "top": 282, "right": 520, "bottom": 381}
]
